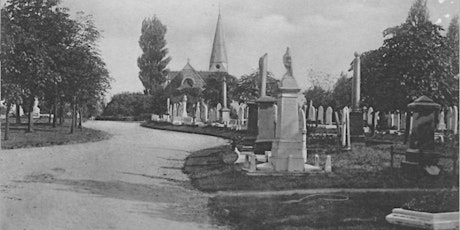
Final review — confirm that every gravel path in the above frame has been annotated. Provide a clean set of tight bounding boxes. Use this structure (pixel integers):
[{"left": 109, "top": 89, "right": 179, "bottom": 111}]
[{"left": 0, "top": 121, "right": 228, "bottom": 230}]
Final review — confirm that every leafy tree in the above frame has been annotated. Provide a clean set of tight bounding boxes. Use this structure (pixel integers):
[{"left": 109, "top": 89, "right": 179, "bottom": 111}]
[
  {"left": 360, "top": 0, "right": 457, "bottom": 111},
  {"left": 137, "top": 16, "right": 171, "bottom": 95},
  {"left": 1, "top": 0, "right": 75, "bottom": 132},
  {"left": 446, "top": 15, "right": 459, "bottom": 76},
  {"left": 303, "top": 85, "right": 333, "bottom": 108},
  {"left": 231, "top": 70, "right": 280, "bottom": 102},
  {"left": 202, "top": 73, "right": 237, "bottom": 107},
  {"left": 331, "top": 72, "right": 352, "bottom": 110}
]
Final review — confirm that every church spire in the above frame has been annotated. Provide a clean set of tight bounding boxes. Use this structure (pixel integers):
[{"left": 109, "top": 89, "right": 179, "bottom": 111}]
[{"left": 209, "top": 10, "right": 228, "bottom": 72}]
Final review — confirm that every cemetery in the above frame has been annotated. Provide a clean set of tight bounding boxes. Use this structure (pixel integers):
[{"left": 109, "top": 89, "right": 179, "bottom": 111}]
[{"left": 2, "top": 0, "right": 458, "bottom": 229}]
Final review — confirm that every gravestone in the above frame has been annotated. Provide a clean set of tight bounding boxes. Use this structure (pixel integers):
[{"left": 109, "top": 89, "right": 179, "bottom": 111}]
[
  {"left": 247, "top": 102, "right": 258, "bottom": 135},
  {"left": 201, "top": 102, "right": 208, "bottom": 122},
  {"left": 181, "top": 95, "right": 188, "bottom": 118},
  {"left": 437, "top": 110, "right": 446, "bottom": 131},
  {"left": 32, "top": 97, "right": 40, "bottom": 118},
  {"left": 195, "top": 102, "right": 201, "bottom": 122},
  {"left": 209, "top": 108, "right": 217, "bottom": 123},
  {"left": 362, "top": 106, "right": 367, "bottom": 123},
  {"left": 255, "top": 53, "right": 277, "bottom": 154},
  {"left": 401, "top": 112, "right": 406, "bottom": 131},
  {"left": 325, "top": 107, "right": 333, "bottom": 125},
  {"left": 216, "top": 103, "right": 222, "bottom": 121},
  {"left": 271, "top": 48, "right": 304, "bottom": 172},
  {"left": 395, "top": 111, "right": 401, "bottom": 130},
  {"left": 308, "top": 101, "right": 316, "bottom": 121},
  {"left": 404, "top": 96, "right": 441, "bottom": 173},
  {"left": 453, "top": 106, "right": 458, "bottom": 135},
  {"left": 299, "top": 108, "right": 307, "bottom": 163},
  {"left": 317, "top": 106, "right": 324, "bottom": 124},
  {"left": 374, "top": 111, "right": 379, "bottom": 131},
  {"left": 446, "top": 107, "right": 453, "bottom": 130},
  {"left": 367, "top": 107, "right": 374, "bottom": 126}
]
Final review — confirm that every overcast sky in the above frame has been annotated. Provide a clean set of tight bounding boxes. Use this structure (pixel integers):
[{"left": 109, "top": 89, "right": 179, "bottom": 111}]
[{"left": 58, "top": 0, "right": 459, "bottom": 95}]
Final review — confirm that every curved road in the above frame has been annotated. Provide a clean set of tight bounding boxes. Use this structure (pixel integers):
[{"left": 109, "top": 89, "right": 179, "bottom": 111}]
[{"left": 1, "top": 121, "right": 228, "bottom": 230}]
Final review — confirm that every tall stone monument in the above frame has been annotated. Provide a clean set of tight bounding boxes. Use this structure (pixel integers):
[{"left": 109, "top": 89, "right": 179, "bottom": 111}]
[
  {"left": 350, "top": 52, "right": 364, "bottom": 140},
  {"left": 255, "top": 53, "right": 277, "bottom": 154},
  {"left": 271, "top": 48, "right": 304, "bottom": 172}
]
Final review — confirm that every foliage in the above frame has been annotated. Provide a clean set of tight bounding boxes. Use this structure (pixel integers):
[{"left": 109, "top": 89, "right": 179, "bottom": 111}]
[
  {"left": 360, "top": 0, "right": 458, "bottom": 111},
  {"left": 1, "top": 0, "right": 111, "bottom": 133},
  {"left": 231, "top": 70, "right": 280, "bottom": 102},
  {"left": 446, "top": 15, "right": 459, "bottom": 76},
  {"left": 303, "top": 86, "right": 333, "bottom": 108},
  {"left": 137, "top": 16, "right": 171, "bottom": 95},
  {"left": 202, "top": 72, "right": 237, "bottom": 107},
  {"left": 102, "top": 91, "right": 166, "bottom": 117},
  {"left": 331, "top": 73, "right": 352, "bottom": 110}
]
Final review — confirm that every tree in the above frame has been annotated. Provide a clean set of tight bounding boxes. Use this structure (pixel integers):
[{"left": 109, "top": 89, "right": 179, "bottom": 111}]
[
  {"left": 202, "top": 73, "right": 237, "bottom": 107},
  {"left": 303, "top": 85, "right": 333, "bottom": 108},
  {"left": 137, "top": 16, "right": 171, "bottom": 95},
  {"left": 331, "top": 72, "right": 352, "bottom": 110},
  {"left": 446, "top": 15, "right": 459, "bottom": 76},
  {"left": 360, "top": 0, "right": 457, "bottom": 112},
  {"left": 231, "top": 70, "right": 280, "bottom": 102},
  {"left": 1, "top": 0, "right": 74, "bottom": 132}
]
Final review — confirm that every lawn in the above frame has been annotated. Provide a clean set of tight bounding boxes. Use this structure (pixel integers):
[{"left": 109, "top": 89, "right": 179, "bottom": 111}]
[
  {"left": 208, "top": 190, "right": 458, "bottom": 230},
  {"left": 1, "top": 117, "right": 111, "bottom": 149}
]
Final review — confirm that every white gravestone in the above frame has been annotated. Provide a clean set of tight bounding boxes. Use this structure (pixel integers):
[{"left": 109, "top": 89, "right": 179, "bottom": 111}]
[
  {"left": 325, "top": 107, "right": 333, "bottom": 125},
  {"left": 317, "top": 106, "right": 324, "bottom": 124}
]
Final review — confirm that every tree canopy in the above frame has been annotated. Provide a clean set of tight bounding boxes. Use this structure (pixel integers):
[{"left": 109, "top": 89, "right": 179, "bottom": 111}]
[
  {"left": 360, "top": 0, "right": 458, "bottom": 111},
  {"left": 137, "top": 16, "right": 171, "bottom": 95}
]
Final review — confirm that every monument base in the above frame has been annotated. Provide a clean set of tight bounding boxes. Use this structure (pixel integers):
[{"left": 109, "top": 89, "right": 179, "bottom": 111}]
[
  {"left": 220, "top": 108, "right": 230, "bottom": 123},
  {"left": 271, "top": 140, "right": 303, "bottom": 171},
  {"left": 350, "top": 111, "right": 365, "bottom": 142}
]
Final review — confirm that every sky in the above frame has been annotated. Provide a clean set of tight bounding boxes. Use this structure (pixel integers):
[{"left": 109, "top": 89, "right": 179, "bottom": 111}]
[{"left": 56, "top": 0, "right": 460, "bottom": 96}]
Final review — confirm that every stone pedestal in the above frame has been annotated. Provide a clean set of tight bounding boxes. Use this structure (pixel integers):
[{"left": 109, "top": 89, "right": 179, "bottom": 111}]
[
  {"left": 402, "top": 96, "right": 440, "bottom": 173},
  {"left": 247, "top": 102, "right": 258, "bottom": 135},
  {"left": 350, "top": 110, "right": 365, "bottom": 141},
  {"left": 220, "top": 108, "right": 230, "bottom": 124},
  {"left": 255, "top": 96, "right": 276, "bottom": 154},
  {"left": 271, "top": 48, "right": 303, "bottom": 172}
]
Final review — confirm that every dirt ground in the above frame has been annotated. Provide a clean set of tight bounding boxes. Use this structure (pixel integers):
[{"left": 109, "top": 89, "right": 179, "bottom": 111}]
[{"left": 0, "top": 121, "right": 229, "bottom": 230}]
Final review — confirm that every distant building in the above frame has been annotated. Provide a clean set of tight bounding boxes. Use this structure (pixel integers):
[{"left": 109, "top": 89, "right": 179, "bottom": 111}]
[{"left": 164, "top": 11, "right": 229, "bottom": 104}]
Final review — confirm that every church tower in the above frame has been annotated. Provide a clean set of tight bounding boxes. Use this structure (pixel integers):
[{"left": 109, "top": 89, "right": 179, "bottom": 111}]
[{"left": 209, "top": 11, "right": 228, "bottom": 72}]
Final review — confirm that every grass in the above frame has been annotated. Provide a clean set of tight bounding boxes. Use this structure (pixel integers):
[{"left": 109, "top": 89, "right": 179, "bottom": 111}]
[
  {"left": 208, "top": 190, "right": 458, "bottom": 230},
  {"left": 183, "top": 144, "right": 458, "bottom": 192},
  {"left": 1, "top": 117, "right": 111, "bottom": 149}
]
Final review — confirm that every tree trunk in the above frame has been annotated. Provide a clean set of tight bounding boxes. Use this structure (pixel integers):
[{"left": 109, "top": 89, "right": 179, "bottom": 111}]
[
  {"left": 52, "top": 97, "right": 58, "bottom": 128},
  {"left": 371, "top": 111, "right": 376, "bottom": 135},
  {"left": 16, "top": 103, "right": 21, "bottom": 124},
  {"left": 27, "top": 98, "right": 34, "bottom": 133},
  {"left": 48, "top": 107, "right": 52, "bottom": 124},
  {"left": 78, "top": 106, "right": 83, "bottom": 130},
  {"left": 4, "top": 103, "right": 11, "bottom": 141},
  {"left": 59, "top": 102, "right": 64, "bottom": 125},
  {"left": 70, "top": 97, "right": 76, "bottom": 134}
]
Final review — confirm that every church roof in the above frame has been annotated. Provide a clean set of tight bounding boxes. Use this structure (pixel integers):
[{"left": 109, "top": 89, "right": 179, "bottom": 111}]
[
  {"left": 164, "top": 62, "right": 211, "bottom": 93},
  {"left": 209, "top": 12, "right": 228, "bottom": 70}
]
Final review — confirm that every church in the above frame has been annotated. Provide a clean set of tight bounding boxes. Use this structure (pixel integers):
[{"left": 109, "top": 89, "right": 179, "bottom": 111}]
[{"left": 163, "top": 11, "right": 231, "bottom": 122}]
